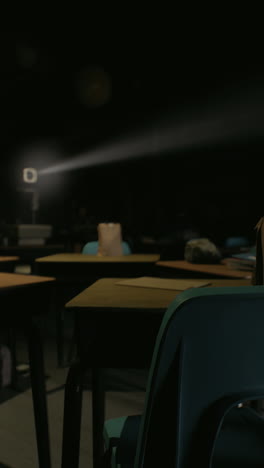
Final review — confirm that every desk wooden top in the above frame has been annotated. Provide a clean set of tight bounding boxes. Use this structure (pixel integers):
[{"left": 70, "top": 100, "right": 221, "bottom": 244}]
[
  {"left": 156, "top": 260, "right": 252, "bottom": 279},
  {"left": 36, "top": 253, "right": 160, "bottom": 263},
  {"left": 0, "top": 256, "right": 19, "bottom": 262},
  {"left": 0, "top": 272, "right": 55, "bottom": 290},
  {"left": 0, "top": 244, "right": 63, "bottom": 251},
  {"left": 66, "top": 277, "right": 251, "bottom": 310}
]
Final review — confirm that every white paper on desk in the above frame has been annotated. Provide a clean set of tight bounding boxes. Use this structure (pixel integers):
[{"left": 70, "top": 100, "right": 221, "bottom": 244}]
[{"left": 116, "top": 277, "right": 211, "bottom": 291}]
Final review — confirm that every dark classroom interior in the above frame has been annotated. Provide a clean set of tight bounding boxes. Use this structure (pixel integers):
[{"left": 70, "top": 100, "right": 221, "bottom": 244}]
[{"left": 0, "top": 24, "right": 263, "bottom": 255}]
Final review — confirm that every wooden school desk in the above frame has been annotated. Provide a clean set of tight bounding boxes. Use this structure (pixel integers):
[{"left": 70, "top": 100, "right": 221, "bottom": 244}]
[
  {"left": 0, "top": 244, "right": 64, "bottom": 269},
  {"left": 0, "top": 272, "right": 55, "bottom": 468},
  {"left": 34, "top": 253, "right": 160, "bottom": 367},
  {"left": 62, "top": 277, "right": 251, "bottom": 468},
  {"left": 0, "top": 256, "right": 19, "bottom": 272},
  {"left": 156, "top": 259, "right": 253, "bottom": 279},
  {"left": 34, "top": 253, "right": 160, "bottom": 279}
]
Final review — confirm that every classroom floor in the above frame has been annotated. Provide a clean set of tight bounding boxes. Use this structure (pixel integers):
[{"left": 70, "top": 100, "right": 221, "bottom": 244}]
[{"left": 0, "top": 288, "right": 148, "bottom": 468}]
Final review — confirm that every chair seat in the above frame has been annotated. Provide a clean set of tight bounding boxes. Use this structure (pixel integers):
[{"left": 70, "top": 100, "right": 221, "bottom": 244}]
[
  {"left": 213, "top": 406, "right": 264, "bottom": 468},
  {"left": 104, "top": 407, "right": 264, "bottom": 467}
]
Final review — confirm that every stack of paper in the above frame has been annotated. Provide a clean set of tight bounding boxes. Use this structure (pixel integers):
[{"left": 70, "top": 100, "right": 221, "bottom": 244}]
[{"left": 224, "top": 249, "right": 256, "bottom": 272}]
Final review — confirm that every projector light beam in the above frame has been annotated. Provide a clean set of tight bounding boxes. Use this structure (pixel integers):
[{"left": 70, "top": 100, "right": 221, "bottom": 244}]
[{"left": 38, "top": 87, "right": 264, "bottom": 178}]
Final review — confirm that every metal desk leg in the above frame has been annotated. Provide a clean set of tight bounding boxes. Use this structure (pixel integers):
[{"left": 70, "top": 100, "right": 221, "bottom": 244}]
[
  {"left": 61, "top": 362, "right": 83, "bottom": 468},
  {"left": 7, "top": 326, "right": 18, "bottom": 389},
  {"left": 27, "top": 321, "right": 51, "bottom": 468},
  {"left": 66, "top": 314, "right": 77, "bottom": 365},
  {"left": 56, "top": 308, "right": 65, "bottom": 367},
  {"left": 92, "top": 367, "right": 105, "bottom": 468}
]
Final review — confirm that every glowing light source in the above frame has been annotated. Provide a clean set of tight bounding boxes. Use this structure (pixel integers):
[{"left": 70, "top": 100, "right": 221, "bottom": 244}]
[{"left": 23, "top": 167, "right": 38, "bottom": 184}]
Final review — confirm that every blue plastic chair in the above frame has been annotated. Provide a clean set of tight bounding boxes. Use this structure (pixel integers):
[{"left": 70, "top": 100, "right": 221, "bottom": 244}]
[
  {"left": 82, "top": 240, "right": 132, "bottom": 255},
  {"left": 224, "top": 236, "right": 249, "bottom": 248},
  {"left": 103, "top": 285, "right": 264, "bottom": 467}
]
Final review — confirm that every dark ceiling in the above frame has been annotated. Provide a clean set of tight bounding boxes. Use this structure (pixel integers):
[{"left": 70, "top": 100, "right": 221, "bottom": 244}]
[{"left": 1, "top": 21, "right": 263, "bottom": 170}]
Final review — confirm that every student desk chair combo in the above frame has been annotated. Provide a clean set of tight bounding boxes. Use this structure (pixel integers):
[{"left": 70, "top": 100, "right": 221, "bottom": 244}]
[
  {"left": 102, "top": 284, "right": 264, "bottom": 468},
  {"left": 59, "top": 276, "right": 252, "bottom": 468}
]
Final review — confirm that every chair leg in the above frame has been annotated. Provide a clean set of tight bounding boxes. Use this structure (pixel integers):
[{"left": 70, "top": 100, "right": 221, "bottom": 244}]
[
  {"left": 92, "top": 367, "right": 106, "bottom": 468},
  {"left": 56, "top": 308, "right": 65, "bottom": 367},
  {"left": 27, "top": 320, "right": 51, "bottom": 468},
  {"left": 66, "top": 330, "right": 77, "bottom": 365},
  {"left": 61, "top": 362, "right": 84, "bottom": 468},
  {"left": 66, "top": 314, "right": 78, "bottom": 365},
  {"left": 6, "top": 326, "right": 18, "bottom": 388},
  {"left": 99, "top": 448, "right": 112, "bottom": 468}
]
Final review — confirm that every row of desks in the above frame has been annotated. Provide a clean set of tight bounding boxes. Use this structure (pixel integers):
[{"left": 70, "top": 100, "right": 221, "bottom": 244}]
[
  {"left": 33, "top": 253, "right": 252, "bottom": 370},
  {"left": 34, "top": 253, "right": 252, "bottom": 279},
  {"left": 0, "top": 252, "right": 252, "bottom": 280},
  {"left": 33, "top": 253, "right": 252, "bottom": 467},
  {"left": 0, "top": 253, "right": 253, "bottom": 467}
]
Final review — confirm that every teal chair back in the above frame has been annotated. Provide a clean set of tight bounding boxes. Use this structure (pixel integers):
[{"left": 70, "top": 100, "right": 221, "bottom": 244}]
[
  {"left": 82, "top": 240, "right": 131, "bottom": 255},
  {"left": 132, "top": 286, "right": 264, "bottom": 467}
]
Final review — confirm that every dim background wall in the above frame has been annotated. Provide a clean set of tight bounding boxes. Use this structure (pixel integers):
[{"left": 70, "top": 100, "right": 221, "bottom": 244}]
[
  {"left": 0, "top": 146, "right": 261, "bottom": 249},
  {"left": 0, "top": 24, "right": 263, "bottom": 249}
]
